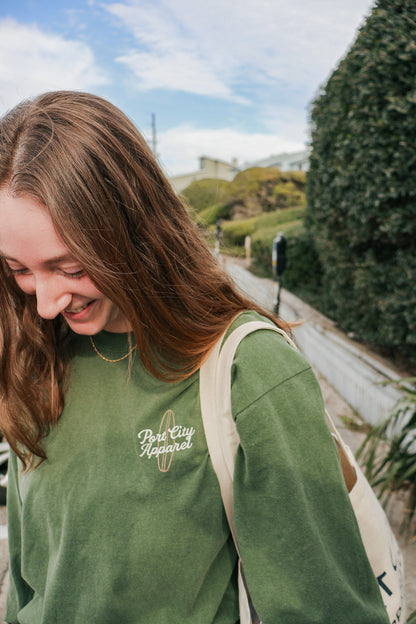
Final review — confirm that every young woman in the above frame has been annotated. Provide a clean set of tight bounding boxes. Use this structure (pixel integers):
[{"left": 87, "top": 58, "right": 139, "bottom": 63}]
[{"left": 0, "top": 91, "right": 389, "bottom": 624}]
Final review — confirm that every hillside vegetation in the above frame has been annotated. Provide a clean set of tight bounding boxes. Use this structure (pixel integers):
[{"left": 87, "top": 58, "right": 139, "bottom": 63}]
[
  {"left": 183, "top": 167, "right": 305, "bottom": 221},
  {"left": 181, "top": 166, "right": 307, "bottom": 261}
]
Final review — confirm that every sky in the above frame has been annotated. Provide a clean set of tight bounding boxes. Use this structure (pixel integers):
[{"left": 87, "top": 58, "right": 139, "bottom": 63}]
[{"left": 0, "top": 0, "right": 375, "bottom": 176}]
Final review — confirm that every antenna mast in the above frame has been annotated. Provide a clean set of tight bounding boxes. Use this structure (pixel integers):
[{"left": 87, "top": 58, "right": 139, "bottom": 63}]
[{"left": 151, "top": 113, "right": 157, "bottom": 158}]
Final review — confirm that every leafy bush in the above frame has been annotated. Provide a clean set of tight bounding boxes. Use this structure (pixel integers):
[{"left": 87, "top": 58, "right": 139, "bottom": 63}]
[
  {"left": 197, "top": 202, "right": 231, "bottom": 226},
  {"left": 249, "top": 225, "right": 324, "bottom": 308},
  {"left": 287, "top": 170, "right": 307, "bottom": 186},
  {"left": 221, "top": 207, "right": 306, "bottom": 250},
  {"left": 184, "top": 167, "right": 306, "bottom": 227},
  {"left": 228, "top": 167, "right": 283, "bottom": 196},
  {"left": 221, "top": 218, "right": 257, "bottom": 246},
  {"left": 254, "top": 206, "right": 305, "bottom": 230},
  {"left": 273, "top": 183, "right": 306, "bottom": 208},
  {"left": 272, "top": 183, "right": 291, "bottom": 206},
  {"left": 181, "top": 178, "right": 229, "bottom": 213},
  {"left": 250, "top": 221, "right": 304, "bottom": 278},
  {"left": 358, "top": 379, "right": 416, "bottom": 537},
  {"left": 282, "top": 230, "right": 324, "bottom": 304},
  {"left": 307, "top": 0, "right": 416, "bottom": 368},
  {"left": 224, "top": 167, "right": 306, "bottom": 216}
]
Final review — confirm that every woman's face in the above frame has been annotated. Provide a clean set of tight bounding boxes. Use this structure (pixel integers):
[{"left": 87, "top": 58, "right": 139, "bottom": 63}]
[{"left": 0, "top": 189, "right": 132, "bottom": 334}]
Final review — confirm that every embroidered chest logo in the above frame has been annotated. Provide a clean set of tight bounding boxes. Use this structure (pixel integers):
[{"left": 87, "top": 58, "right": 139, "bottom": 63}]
[{"left": 137, "top": 409, "right": 196, "bottom": 473}]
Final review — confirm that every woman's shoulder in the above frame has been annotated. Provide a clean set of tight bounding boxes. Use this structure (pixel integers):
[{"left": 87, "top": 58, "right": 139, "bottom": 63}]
[
  {"left": 227, "top": 310, "right": 310, "bottom": 375},
  {"left": 228, "top": 310, "right": 316, "bottom": 414}
]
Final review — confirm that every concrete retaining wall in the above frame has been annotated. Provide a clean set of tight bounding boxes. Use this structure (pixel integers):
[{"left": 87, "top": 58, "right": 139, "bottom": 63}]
[{"left": 225, "top": 260, "right": 404, "bottom": 427}]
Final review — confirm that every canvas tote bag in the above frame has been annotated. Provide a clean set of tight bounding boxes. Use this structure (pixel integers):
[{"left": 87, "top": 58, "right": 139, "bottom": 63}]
[{"left": 199, "top": 319, "right": 406, "bottom": 624}]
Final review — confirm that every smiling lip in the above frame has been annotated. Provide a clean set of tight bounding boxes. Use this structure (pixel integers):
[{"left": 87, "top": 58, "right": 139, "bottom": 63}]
[{"left": 62, "top": 300, "right": 95, "bottom": 321}]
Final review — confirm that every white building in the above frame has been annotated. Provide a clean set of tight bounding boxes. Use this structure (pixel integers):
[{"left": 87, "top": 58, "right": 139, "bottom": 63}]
[
  {"left": 241, "top": 150, "right": 310, "bottom": 172},
  {"left": 169, "top": 156, "right": 239, "bottom": 193},
  {"left": 168, "top": 150, "right": 310, "bottom": 193}
]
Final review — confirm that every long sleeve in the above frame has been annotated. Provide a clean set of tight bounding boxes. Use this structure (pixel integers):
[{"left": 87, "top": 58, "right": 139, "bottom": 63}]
[
  {"left": 230, "top": 327, "right": 389, "bottom": 624},
  {"left": 5, "top": 451, "right": 34, "bottom": 623}
]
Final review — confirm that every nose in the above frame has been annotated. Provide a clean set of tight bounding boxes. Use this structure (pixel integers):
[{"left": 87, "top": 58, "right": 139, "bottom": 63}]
[{"left": 35, "top": 276, "right": 73, "bottom": 320}]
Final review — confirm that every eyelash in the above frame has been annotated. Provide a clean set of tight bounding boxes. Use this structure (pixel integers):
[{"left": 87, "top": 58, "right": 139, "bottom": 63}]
[
  {"left": 62, "top": 270, "right": 84, "bottom": 279},
  {"left": 8, "top": 268, "right": 85, "bottom": 279},
  {"left": 8, "top": 268, "right": 28, "bottom": 276}
]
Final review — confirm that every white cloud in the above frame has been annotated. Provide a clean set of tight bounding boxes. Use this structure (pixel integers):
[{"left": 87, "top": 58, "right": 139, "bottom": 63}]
[
  {"left": 0, "top": 18, "right": 108, "bottom": 113},
  {"left": 155, "top": 124, "right": 306, "bottom": 176},
  {"left": 116, "top": 50, "right": 247, "bottom": 101},
  {"left": 105, "top": 0, "right": 374, "bottom": 99},
  {"left": 103, "top": 0, "right": 375, "bottom": 173},
  {"left": 259, "top": 103, "right": 312, "bottom": 144},
  {"left": 106, "top": 1, "right": 247, "bottom": 101}
]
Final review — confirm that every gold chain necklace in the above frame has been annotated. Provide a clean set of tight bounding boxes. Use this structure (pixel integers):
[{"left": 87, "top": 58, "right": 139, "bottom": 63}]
[{"left": 89, "top": 335, "right": 137, "bottom": 363}]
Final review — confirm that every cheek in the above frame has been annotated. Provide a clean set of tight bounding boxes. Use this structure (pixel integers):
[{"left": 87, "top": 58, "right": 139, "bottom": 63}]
[
  {"left": 81, "top": 277, "right": 106, "bottom": 299},
  {"left": 13, "top": 275, "right": 36, "bottom": 295}
]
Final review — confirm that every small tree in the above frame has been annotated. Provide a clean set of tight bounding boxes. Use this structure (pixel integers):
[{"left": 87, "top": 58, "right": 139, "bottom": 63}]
[{"left": 307, "top": 0, "right": 416, "bottom": 368}]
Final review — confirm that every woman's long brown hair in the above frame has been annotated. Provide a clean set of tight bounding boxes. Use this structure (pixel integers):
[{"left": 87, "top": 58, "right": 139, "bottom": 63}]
[{"left": 0, "top": 90, "right": 285, "bottom": 467}]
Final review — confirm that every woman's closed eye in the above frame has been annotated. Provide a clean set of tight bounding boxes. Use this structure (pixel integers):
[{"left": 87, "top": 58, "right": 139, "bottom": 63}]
[
  {"left": 8, "top": 266, "right": 29, "bottom": 276},
  {"left": 6, "top": 265, "right": 85, "bottom": 279},
  {"left": 60, "top": 269, "right": 85, "bottom": 279}
]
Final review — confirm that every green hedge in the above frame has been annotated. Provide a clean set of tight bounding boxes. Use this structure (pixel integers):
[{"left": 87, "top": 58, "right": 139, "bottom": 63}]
[
  {"left": 254, "top": 206, "right": 305, "bottom": 229},
  {"left": 221, "top": 207, "right": 305, "bottom": 247},
  {"left": 306, "top": 0, "right": 416, "bottom": 368},
  {"left": 250, "top": 225, "right": 323, "bottom": 305}
]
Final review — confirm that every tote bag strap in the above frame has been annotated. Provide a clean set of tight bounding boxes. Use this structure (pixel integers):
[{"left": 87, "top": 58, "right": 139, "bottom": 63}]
[
  {"left": 200, "top": 320, "right": 296, "bottom": 624},
  {"left": 200, "top": 320, "right": 294, "bottom": 536}
]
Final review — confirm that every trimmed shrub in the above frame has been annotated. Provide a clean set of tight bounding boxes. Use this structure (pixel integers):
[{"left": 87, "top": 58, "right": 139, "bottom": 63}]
[
  {"left": 250, "top": 225, "right": 323, "bottom": 309},
  {"left": 197, "top": 202, "right": 231, "bottom": 226},
  {"left": 282, "top": 230, "right": 324, "bottom": 305},
  {"left": 221, "top": 207, "right": 306, "bottom": 249},
  {"left": 181, "top": 178, "right": 229, "bottom": 213},
  {"left": 307, "top": 0, "right": 416, "bottom": 367},
  {"left": 250, "top": 221, "right": 303, "bottom": 277},
  {"left": 221, "top": 218, "right": 257, "bottom": 246},
  {"left": 254, "top": 206, "right": 305, "bottom": 230},
  {"left": 238, "top": 202, "right": 321, "bottom": 304}
]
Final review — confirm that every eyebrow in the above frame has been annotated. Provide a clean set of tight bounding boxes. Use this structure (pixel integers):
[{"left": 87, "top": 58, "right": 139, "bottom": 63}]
[{"left": 0, "top": 253, "right": 77, "bottom": 267}]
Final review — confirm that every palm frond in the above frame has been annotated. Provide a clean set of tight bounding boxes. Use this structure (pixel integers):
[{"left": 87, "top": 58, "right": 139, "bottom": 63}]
[
  {"left": 357, "top": 378, "right": 416, "bottom": 537},
  {"left": 407, "top": 610, "right": 416, "bottom": 624}
]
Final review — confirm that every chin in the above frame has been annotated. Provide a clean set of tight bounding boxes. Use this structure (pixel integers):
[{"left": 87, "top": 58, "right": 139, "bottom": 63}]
[{"left": 62, "top": 318, "right": 103, "bottom": 335}]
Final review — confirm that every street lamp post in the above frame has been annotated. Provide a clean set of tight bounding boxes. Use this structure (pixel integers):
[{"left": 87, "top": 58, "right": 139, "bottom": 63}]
[{"left": 272, "top": 232, "right": 286, "bottom": 314}]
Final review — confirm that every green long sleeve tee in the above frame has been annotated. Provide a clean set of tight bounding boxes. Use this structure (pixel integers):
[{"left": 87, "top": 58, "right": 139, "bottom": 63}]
[{"left": 6, "top": 312, "right": 389, "bottom": 623}]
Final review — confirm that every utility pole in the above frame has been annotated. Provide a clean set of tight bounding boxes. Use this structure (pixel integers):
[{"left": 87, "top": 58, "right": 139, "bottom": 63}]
[{"left": 151, "top": 113, "right": 157, "bottom": 158}]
